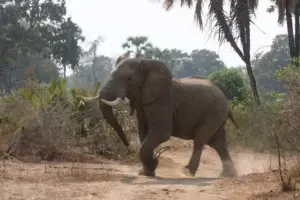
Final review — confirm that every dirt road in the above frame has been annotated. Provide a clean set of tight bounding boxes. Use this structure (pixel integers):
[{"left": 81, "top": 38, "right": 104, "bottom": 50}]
[{"left": 0, "top": 147, "right": 285, "bottom": 200}]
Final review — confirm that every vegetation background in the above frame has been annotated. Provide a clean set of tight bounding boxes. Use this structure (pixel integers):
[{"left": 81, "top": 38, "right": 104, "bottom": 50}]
[{"left": 1, "top": 0, "right": 300, "bottom": 199}]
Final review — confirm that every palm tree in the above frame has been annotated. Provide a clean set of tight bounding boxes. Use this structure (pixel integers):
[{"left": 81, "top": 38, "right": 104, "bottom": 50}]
[
  {"left": 122, "top": 36, "right": 153, "bottom": 59},
  {"left": 153, "top": 0, "right": 260, "bottom": 105},
  {"left": 268, "top": 0, "right": 300, "bottom": 65}
]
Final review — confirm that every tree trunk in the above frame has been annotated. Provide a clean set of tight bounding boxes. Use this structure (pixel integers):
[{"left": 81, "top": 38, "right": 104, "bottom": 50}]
[
  {"left": 4, "top": 68, "right": 13, "bottom": 94},
  {"left": 246, "top": 61, "right": 260, "bottom": 105},
  {"left": 295, "top": 2, "right": 300, "bottom": 66},
  {"left": 286, "top": 1, "right": 295, "bottom": 60},
  {"left": 211, "top": 1, "right": 260, "bottom": 105},
  {"left": 63, "top": 65, "right": 66, "bottom": 78},
  {"left": 241, "top": 1, "right": 260, "bottom": 105},
  {"left": 136, "top": 47, "right": 140, "bottom": 59}
]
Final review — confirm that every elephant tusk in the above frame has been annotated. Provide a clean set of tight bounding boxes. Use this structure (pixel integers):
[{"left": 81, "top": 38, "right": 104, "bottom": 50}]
[
  {"left": 100, "top": 97, "right": 122, "bottom": 107},
  {"left": 79, "top": 95, "right": 99, "bottom": 103}
]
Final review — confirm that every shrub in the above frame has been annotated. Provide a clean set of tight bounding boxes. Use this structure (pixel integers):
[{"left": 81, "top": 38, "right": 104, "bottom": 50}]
[
  {"left": 208, "top": 68, "right": 249, "bottom": 102},
  {"left": 225, "top": 91, "right": 286, "bottom": 152},
  {"left": 225, "top": 60, "right": 300, "bottom": 192},
  {"left": 0, "top": 78, "right": 139, "bottom": 162}
]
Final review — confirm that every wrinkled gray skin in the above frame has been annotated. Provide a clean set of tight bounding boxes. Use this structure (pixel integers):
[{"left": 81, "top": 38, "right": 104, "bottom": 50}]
[{"left": 80, "top": 56, "right": 238, "bottom": 178}]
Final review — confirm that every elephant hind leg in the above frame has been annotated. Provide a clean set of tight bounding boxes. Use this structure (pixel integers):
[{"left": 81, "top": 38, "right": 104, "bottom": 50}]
[
  {"left": 207, "top": 126, "right": 237, "bottom": 177},
  {"left": 183, "top": 120, "right": 221, "bottom": 177},
  {"left": 183, "top": 141, "right": 204, "bottom": 177}
]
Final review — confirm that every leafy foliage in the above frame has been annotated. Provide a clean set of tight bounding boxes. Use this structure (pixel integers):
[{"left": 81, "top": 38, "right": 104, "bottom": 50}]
[
  {"left": 253, "top": 34, "right": 290, "bottom": 93},
  {"left": 186, "top": 49, "right": 225, "bottom": 76},
  {"left": 123, "top": 36, "right": 227, "bottom": 78},
  {"left": 208, "top": 68, "right": 249, "bottom": 101},
  {"left": 0, "top": 77, "right": 138, "bottom": 161},
  {"left": 0, "top": 0, "right": 84, "bottom": 93}
]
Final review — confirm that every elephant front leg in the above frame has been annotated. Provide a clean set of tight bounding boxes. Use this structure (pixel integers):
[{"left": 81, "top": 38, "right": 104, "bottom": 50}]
[
  {"left": 138, "top": 132, "right": 171, "bottom": 177},
  {"left": 138, "top": 107, "right": 172, "bottom": 177},
  {"left": 137, "top": 111, "right": 147, "bottom": 144}
]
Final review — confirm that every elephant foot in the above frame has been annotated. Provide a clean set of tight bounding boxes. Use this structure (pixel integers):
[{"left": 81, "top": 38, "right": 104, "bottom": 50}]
[
  {"left": 219, "top": 168, "right": 237, "bottom": 177},
  {"left": 138, "top": 168, "right": 156, "bottom": 177},
  {"left": 182, "top": 166, "right": 196, "bottom": 177},
  {"left": 126, "top": 145, "right": 136, "bottom": 154},
  {"left": 138, "top": 157, "right": 158, "bottom": 177}
]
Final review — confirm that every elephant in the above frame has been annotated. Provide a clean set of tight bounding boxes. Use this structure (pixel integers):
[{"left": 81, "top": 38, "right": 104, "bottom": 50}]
[{"left": 79, "top": 56, "right": 238, "bottom": 178}]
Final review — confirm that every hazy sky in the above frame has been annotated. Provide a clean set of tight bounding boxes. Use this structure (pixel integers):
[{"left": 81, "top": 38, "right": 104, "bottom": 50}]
[{"left": 65, "top": 0, "right": 287, "bottom": 74}]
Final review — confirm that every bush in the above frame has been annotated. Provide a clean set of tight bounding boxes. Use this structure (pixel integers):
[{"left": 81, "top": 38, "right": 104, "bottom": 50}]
[
  {"left": 225, "top": 91, "right": 286, "bottom": 152},
  {"left": 225, "top": 60, "right": 300, "bottom": 192},
  {"left": 0, "top": 78, "right": 139, "bottom": 162},
  {"left": 208, "top": 68, "right": 249, "bottom": 102}
]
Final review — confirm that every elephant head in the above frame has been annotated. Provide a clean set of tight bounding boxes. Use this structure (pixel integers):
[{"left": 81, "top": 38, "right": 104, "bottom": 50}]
[{"left": 98, "top": 56, "right": 173, "bottom": 145}]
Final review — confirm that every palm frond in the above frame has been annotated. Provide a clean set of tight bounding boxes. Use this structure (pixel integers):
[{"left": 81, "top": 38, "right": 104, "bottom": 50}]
[
  {"left": 194, "top": 0, "right": 205, "bottom": 29},
  {"left": 207, "top": 0, "right": 245, "bottom": 60},
  {"left": 278, "top": 0, "right": 285, "bottom": 24},
  {"left": 163, "top": 0, "right": 175, "bottom": 10},
  {"left": 207, "top": 0, "right": 227, "bottom": 43},
  {"left": 230, "top": 0, "right": 251, "bottom": 56},
  {"left": 248, "top": 0, "right": 259, "bottom": 13},
  {"left": 180, "top": 0, "right": 193, "bottom": 7}
]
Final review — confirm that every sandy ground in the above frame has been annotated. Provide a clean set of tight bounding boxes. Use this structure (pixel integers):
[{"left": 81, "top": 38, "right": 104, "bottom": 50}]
[{"left": 0, "top": 146, "right": 299, "bottom": 200}]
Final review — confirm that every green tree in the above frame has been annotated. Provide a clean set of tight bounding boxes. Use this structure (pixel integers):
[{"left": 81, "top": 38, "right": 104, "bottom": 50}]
[
  {"left": 253, "top": 34, "right": 290, "bottom": 93},
  {"left": 15, "top": 53, "right": 60, "bottom": 83},
  {"left": 0, "top": 0, "right": 84, "bottom": 93},
  {"left": 208, "top": 68, "right": 249, "bottom": 101},
  {"left": 190, "top": 49, "right": 225, "bottom": 76},
  {"left": 156, "top": 0, "right": 260, "bottom": 105},
  {"left": 122, "top": 36, "right": 153, "bottom": 58},
  {"left": 53, "top": 17, "right": 84, "bottom": 78},
  {"left": 174, "top": 49, "right": 225, "bottom": 78},
  {"left": 146, "top": 46, "right": 190, "bottom": 74},
  {"left": 175, "top": 60, "right": 198, "bottom": 78}
]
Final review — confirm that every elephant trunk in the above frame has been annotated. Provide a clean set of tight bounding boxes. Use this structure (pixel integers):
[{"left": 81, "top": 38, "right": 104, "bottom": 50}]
[
  {"left": 78, "top": 95, "right": 129, "bottom": 147},
  {"left": 97, "top": 80, "right": 130, "bottom": 147},
  {"left": 99, "top": 101, "right": 130, "bottom": 147}
]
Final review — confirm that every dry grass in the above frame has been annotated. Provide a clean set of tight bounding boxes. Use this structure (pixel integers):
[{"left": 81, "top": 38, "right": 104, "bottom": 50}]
[{"left": 0, "top": 79, "right": 140, "bottom": 164}]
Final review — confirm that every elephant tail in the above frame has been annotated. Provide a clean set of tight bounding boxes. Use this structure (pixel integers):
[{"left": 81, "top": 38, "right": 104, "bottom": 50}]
[{"left": 228, "top": 109, "right": 239, "bottom": 129}]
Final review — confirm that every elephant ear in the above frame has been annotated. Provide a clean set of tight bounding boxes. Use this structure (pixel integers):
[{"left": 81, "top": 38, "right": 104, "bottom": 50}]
[
  {"left": 115, "top": 55, "right": 127, "bottom": 65},
  {"left": 139, "top": 59, "right": 172, "bottom": 105}
]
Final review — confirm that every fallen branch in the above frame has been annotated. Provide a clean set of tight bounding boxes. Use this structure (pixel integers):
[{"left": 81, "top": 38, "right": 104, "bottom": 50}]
[
  {"left": 0, "top": 150, "right": 19, "bottom": 161},
  {"left": 154, "top": 145, "right": 186, "bottom": 158}
]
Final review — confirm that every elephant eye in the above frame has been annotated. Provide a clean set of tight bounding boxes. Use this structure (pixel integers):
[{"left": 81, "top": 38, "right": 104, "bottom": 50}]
[{"left": 128, "top": 76, "right": 132, "bottom": 81}]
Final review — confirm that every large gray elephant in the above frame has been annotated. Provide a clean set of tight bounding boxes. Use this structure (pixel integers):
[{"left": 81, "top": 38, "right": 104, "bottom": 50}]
[{"left": 80, "top": 56, "right": 238, "bottom": 178}]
